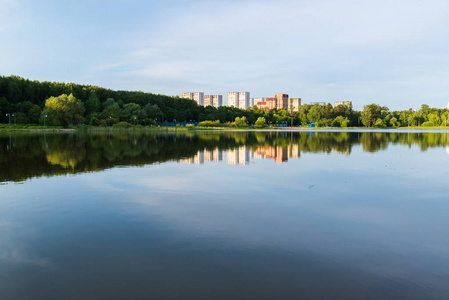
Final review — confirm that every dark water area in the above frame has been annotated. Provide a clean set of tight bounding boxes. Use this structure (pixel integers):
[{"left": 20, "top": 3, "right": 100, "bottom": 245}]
[{"left": 1, "top": 130, "right": 449, "bottom": 299}]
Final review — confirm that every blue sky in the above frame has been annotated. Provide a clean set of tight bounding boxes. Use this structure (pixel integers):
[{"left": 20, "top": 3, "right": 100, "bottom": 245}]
[{"left": 1, "top": 0, "right": 449, "bottom": 110}]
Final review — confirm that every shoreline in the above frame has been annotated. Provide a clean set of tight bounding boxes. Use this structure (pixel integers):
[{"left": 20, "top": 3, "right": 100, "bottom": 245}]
[{"left": 1, "top": 126, "right": 449, "bottom": 133}]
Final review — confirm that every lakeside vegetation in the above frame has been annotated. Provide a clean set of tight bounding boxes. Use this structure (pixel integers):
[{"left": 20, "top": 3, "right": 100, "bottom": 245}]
[{"left": 1, "top": 75, "right": 449, "bottom": 129}]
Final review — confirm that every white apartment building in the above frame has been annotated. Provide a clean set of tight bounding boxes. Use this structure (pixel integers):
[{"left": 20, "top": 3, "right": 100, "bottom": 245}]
[
  {"left": 204, "top": 95, "right": 212, "bottom": 107},
  {"left": 227, "top": 92, "right": 250, "bottom": 109},
  {"left": 288, "top": 98, "right": 301, "bottom": 112},
  {"left": 334, "top": 101, "right": 352, "bottom": 107},
  {"left": 309, "top": 102, "right": 326, "bottom": 106},
  {"left": 238, "top": 92, "right": 250, "bottom": 110},
  {"left": 250, "top": 97, "right": 266, "bottom": 108},
  {"left": 227, "top": 92, "right": 238, "bottom": 107},
  {"left": 182, "top": 92, "right": 204, "bottom": 106},
  {"left": 193, "top": 94, "right": 223, "bottom": 108},
  {"left": 212, "top": 95, "right": 222, "bottom": 108}
]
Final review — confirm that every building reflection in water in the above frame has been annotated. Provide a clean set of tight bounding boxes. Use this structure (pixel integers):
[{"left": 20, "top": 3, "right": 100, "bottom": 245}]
[{"left": 182, "top": 144, "right": 301, "bottom": 165}]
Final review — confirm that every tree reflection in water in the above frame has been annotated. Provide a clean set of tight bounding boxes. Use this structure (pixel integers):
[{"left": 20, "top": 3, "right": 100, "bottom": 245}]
[{"left": 0, "top": 130, "right": 448, "bottom": 182}]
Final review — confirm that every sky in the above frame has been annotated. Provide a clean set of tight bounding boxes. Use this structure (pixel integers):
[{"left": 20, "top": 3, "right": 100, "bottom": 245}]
[{"left": 1, "top": 0, "right": 449, "bottom": 110}]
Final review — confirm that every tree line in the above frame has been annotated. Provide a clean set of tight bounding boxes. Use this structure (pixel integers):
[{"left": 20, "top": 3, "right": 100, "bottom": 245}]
[{"left": 1, "top": 75, "right": 448, "bottom": 127}]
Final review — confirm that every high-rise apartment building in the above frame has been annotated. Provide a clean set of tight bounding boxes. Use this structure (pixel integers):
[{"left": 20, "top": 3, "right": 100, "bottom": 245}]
[
  {"left": 227, "top": 92, "right": 238, "bottom": 107},
  {"left": 255, "top": 94, "right": 292, "bottom": 110},
  {"left": 334, "top": 101, "right": 352, "bottom": 107},
  {"left": 212, "top": 95, "right": 222, "bottom": 108},
  {"left": 187, "top": 93, "right": 222, "bottom": 108},
  {"left": 256, "top": 101, "right": 267, "bottom": 110},
  {"left": 288, "top": 98, "right": 301, "bottom": 111},
  {"left": 203, "top": 95, "right": 212, "bottom": 107},
  {"left": 276, "top": 93, "right": 289, "bottom": 110},
  {"left": 266, "top": 98, "right": 277, "bottom": 110},
  {"left": 251, "top": 97, "right": 265, "bottom": 108},
  {"left": 182, "top": 92, "right": 204, "bottom": 106},
  {"left": 227, "top": 92, "right": 250, "bottom": 109},
  {"left": 238, "top": 92, "right": 250, "bottom": 110}
]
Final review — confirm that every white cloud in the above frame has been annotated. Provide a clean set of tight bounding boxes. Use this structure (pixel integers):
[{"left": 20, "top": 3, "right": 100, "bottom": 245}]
[
  {"left": 83, "top": 0, "right": 446, "bottom": 108},
  {"left": 3, "top": 0, "right": 449, "bottom": 109}
]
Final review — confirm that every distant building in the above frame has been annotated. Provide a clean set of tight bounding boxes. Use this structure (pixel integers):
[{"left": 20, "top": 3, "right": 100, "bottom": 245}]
[
  {"left": 256, "top": 101, "right": 267, "bottom": 110},
  {"left": 203, "top": 95, "right": 222, "bottom": 108},
  {"left": 309, "top": 102, "right": 326, "bottom": 106},
  {"left": 334, "top": 101, "right": 352, "bottom": 107},
  {"left": 276, "top": 93, "right": 289, "bottom": 110},
  {"left": 212, "top": 95, "right": 222, "bottom": 108},
  {"left": 254, "top": 94, "right": 291, "bottom": 110},
  {"left": 204, "top": 95, "right": 212, "bottom": 107},
  {"left": 266, "top": 97, "right": 277, "bottom": 110},
  {"left": 288, "top": 98, "right": 301, "bottom": 111},
  {"left": 182, "top": 92, "right": 204, "bottom": 106},
  {"left": 227, "top": 92, "right": 238, "bottom": 107},
  {"left": 238, "top": 92, "right": 250, "bottom": 109},
  {"left": 227, "top": 92, "right": 250, "bottom": 109},
  {"left": 251, "top": 97, "right": 265, "bottom": 108}
]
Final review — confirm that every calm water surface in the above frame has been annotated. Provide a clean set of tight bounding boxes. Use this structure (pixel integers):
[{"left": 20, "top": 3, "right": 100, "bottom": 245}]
[{"left": 1, "top": 130, "right": 449, "bottom": 300}]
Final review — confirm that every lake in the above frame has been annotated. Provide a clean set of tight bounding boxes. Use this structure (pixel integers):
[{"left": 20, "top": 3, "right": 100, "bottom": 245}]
[{"left": 1, "top": 129, "right": 449, "bottom": 300}]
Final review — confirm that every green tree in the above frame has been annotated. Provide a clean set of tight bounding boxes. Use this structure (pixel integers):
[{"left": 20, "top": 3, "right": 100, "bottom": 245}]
[
  {"left": 0, "top": 97, "right": 12, "bottom": 122},
  {"left": 255, "top": 117, "right": 266, "bottom": 128},
  {"left": 122, "top": 103, "right": 144, "bottom": 123},
  {"left": 427, "top": 113, "right": 441, "bottom": 126},
  {"left": 235, "top": 116, "right": 247, "bottom": 127},
  {"left": 307, "top": 105, "right": 322, "bottom": 124},
  {"left": 389, "top": 117, "right": 399, "bottom": 127},
  {"left": 101, "top": 98, "right": 122, "bottom": 122},
  {"left": 298, "top": 105, "right": 310, "bottom": 126},
  {"left": 28, "top": 104, "right": 42, "bottom": 123},
  {"left": 374, "top": 118, "right": 386, "bottom": 128},
  {"left": 144, "top": 104, "right": 164, "bottom": 121},
  {"left": 361, "top": 104, "right": 381, "bottom": 127},
  {"left": 85, "top": 93, "right": 101, "bottom": 116},
  {"left": 42, "top": 93, "right": 85, "bottom": 126},
  {"left": 441, "top": 111, "right": 449, "bottom": 126}
]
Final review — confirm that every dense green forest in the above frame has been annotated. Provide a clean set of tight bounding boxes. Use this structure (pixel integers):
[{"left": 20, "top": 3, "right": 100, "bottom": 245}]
[{"left": 1, "top": 75, "right": 448, "bottom": 127}]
